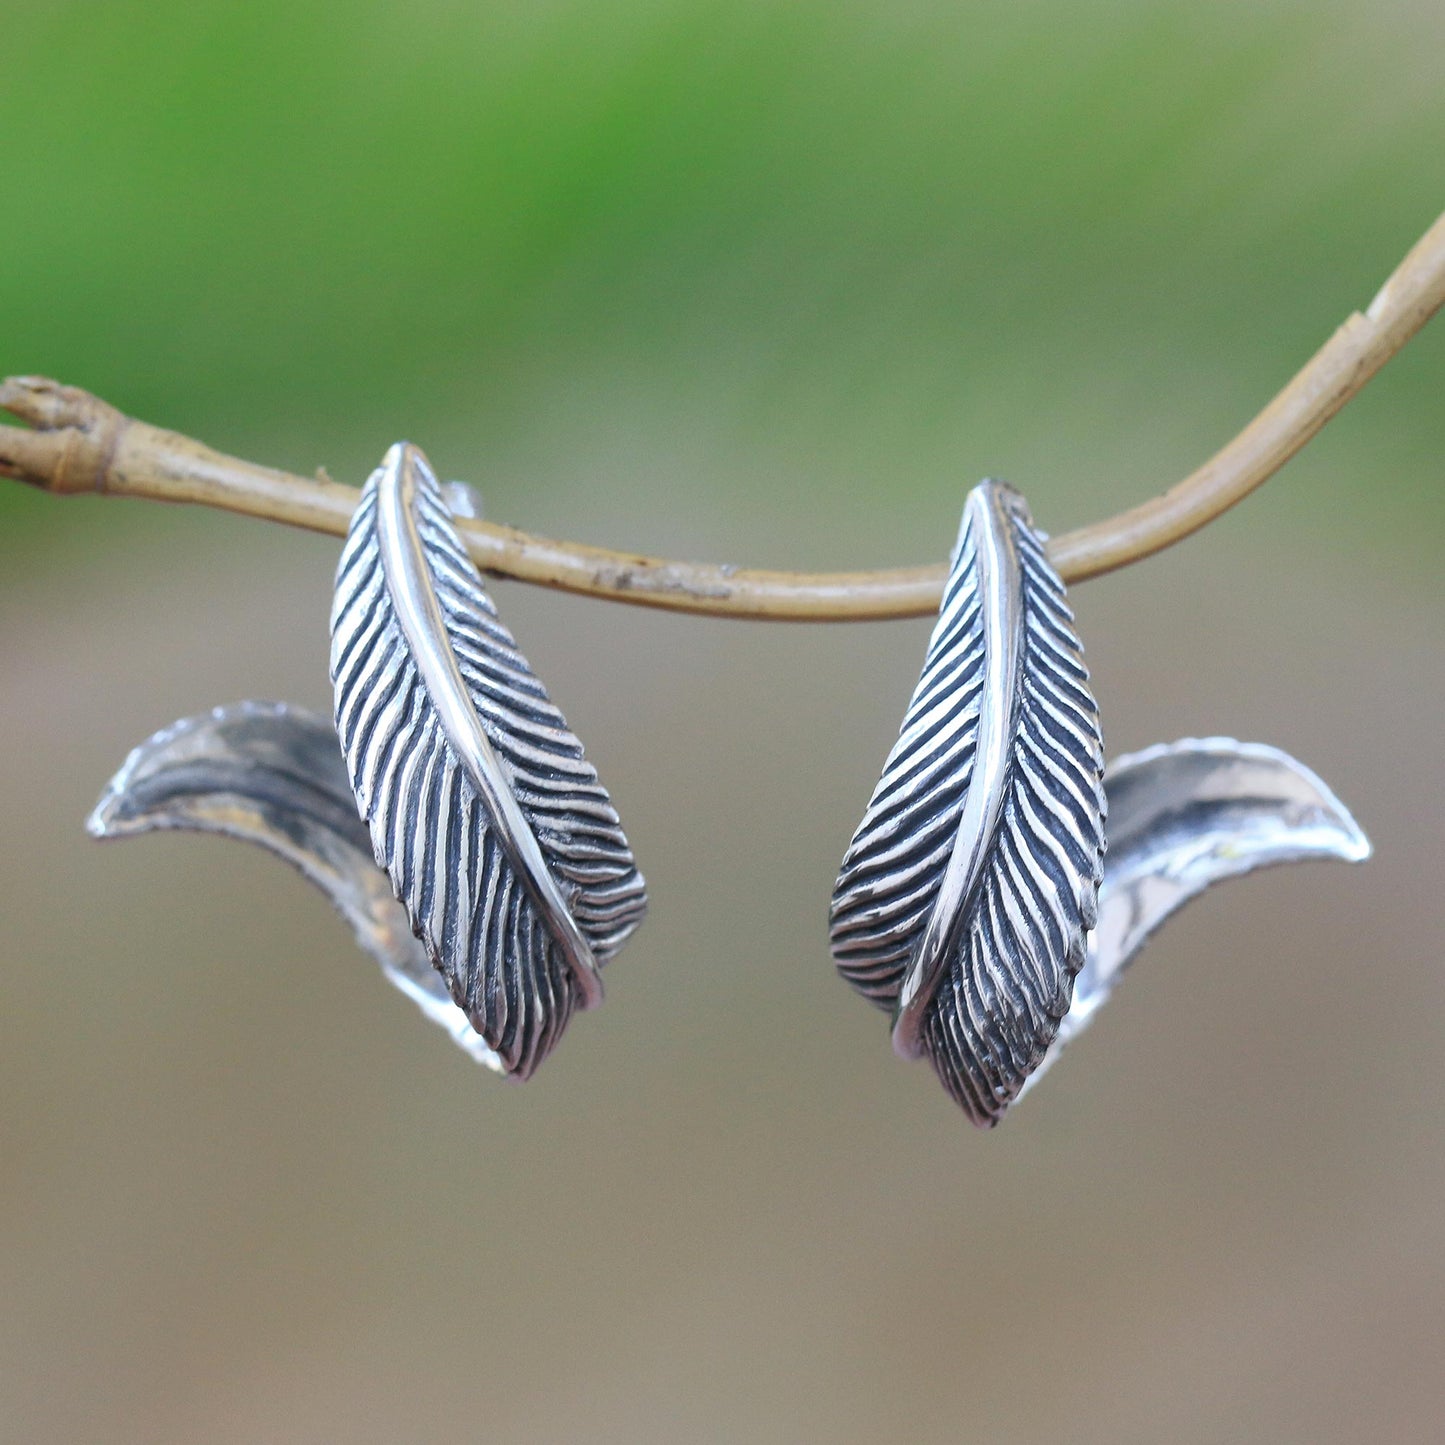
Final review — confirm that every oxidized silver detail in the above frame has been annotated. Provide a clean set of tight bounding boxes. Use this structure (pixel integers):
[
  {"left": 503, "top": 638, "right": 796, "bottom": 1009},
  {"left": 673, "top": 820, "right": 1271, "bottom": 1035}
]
[
  {"left": 830, "top": 480, "right": 1107, "bottom": 1126},
  {"left": 373, "top": 446, "right": 603, "bottom": 1008},
  {"left": 1019, "top": 736, "right": 1372, "bottom": 1097},
  {"left": 332, "top": 443, "right": 647, "bottom": 1079},
  {"left": 87, "top": 702, "right": 507, "bottom": 1069},
  {"left": 893, "top": 481, "right": 1025, "bottom": 1057}
]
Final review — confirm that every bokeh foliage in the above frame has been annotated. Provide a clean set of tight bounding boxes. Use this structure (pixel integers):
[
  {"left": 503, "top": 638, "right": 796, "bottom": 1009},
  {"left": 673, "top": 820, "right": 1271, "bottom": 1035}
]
[{"left": 3, "top": 0, "right": 1442, "bottom": 560}]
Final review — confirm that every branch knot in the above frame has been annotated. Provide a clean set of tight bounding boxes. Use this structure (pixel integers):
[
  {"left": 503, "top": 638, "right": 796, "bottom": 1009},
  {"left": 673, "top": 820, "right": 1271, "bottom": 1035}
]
[{"left": 0, "top": 377, "right": 129, "bottom": 495}]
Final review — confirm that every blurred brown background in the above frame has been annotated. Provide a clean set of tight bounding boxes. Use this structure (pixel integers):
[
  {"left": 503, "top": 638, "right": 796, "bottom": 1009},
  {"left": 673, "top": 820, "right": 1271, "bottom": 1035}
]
[{"left": 2, "top": 2, "right": 1443, "bottom": 1441}]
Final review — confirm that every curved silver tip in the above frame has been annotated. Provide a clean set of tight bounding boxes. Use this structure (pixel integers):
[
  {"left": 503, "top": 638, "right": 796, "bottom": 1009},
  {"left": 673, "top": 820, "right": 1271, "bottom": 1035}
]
[
  {"left": 86, "top": 701, "right": 508, "bottom": 1073},
  {"left": 1019, "top": 736, "right": 1371, "bottom": 1102}
]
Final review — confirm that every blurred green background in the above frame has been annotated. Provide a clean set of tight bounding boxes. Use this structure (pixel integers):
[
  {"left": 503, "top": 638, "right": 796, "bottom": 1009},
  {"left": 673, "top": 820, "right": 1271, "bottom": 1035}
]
[{"left": 2, "top": 2, "right": 1443, "bottom": 1441}]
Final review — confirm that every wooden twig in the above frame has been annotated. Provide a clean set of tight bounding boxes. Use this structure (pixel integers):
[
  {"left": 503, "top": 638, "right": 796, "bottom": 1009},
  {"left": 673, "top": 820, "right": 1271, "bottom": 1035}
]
[{"left": 3, "top": 210, "right": 1442, "bottom": 620}]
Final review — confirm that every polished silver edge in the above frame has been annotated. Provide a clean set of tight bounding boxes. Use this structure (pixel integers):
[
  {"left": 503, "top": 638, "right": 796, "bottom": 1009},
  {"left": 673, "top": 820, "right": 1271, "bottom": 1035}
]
[
  {"left": 1017, "top": 735, "right": 1372, "bottom": 1100},
  {"left": 892, "top": 481, "right": 1024, "bottom": 1058},
  {"left": 86, "top": 700, "right": 510, "bottom": 1073},
  {"left": 376, "top": 443, "right": 605, "bottom": 1010}
]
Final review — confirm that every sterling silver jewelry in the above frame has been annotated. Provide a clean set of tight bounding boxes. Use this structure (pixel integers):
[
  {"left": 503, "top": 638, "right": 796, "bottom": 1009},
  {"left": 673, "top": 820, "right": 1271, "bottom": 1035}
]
[
  {"left": 329, "top": 443, "right": 647, "bottom": 1079},
  {"left": 830, "top": 481, "right": 1371, "bottom": 1127},
  {"left": 81, "top": 461, "right": 1371, "bottom": 1120},
  {"left": 830, "top": 480, "right": 1108, "bottom": 1125},
  {"left": 87, "top": 445, "right": 649, "bottom": 1080}
]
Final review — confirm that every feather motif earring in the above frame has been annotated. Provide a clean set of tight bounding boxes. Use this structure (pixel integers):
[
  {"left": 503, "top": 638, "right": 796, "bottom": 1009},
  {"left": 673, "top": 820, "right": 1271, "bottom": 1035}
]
[
  {"left": 829, "top": 480, "right": 1370, "bottom": 1125},
  {"left": 329, "top": 442, "right": 648, "bottom": 1077},
  {"left": 830, "top": 481, "right": 1107, "bottom": 1125},
  {"left": 89, "top": 444, "right": 648, "bottom": 1079}
]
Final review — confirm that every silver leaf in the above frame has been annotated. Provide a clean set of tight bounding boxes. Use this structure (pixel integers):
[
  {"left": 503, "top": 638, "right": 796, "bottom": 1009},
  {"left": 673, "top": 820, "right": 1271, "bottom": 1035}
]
[
  {"left": 1019, "top": 736, "right": 1371, "bottom": 1097},
  {"left": 830, "top": 481, "right": 1107, "bottom": 1125},
  {"left": 86, "top": 701, "right": 506, "bottom": 1069},
  {"left": 331, "top": 443, "right": 647, "bottom": 1079}
]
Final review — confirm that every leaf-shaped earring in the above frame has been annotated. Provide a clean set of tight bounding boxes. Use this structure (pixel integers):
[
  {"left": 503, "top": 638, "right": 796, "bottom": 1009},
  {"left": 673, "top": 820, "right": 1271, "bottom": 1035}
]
[
  {"left": 331, "top": 443, "right": 647, "bottom": 1079},
  {"left": 830, "top": 480, "right": 1107, "bottom": 1126}
]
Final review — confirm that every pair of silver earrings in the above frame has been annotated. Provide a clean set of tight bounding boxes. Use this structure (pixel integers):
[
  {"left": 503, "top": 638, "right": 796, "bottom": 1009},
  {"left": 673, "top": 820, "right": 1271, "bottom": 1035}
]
[{"left": 89, "top": 443, "right": 1370, "bottom": 1126}]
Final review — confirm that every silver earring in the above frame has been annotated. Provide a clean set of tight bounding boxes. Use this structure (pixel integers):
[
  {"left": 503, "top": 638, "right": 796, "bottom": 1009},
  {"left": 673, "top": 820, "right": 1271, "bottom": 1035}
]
[
  {"left": 330, "top": 443, "right": 647, "bottom": 1078},
  {"left": 87, "top": 444, "right": 646, "bottom": 1080},
  {"left": 829, "top": 481, "right": 1371, "bottom": 1126},
  {"left": 830, "top": 480, "right": 1107, "bottom": 1125}
]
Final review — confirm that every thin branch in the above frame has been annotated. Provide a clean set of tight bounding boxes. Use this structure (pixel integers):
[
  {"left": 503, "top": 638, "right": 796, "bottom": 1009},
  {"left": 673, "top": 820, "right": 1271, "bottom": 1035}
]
[{"left": 3, "top": 210, "right": 1442, "bottom": 620}]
